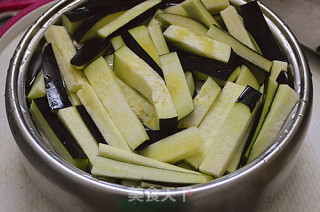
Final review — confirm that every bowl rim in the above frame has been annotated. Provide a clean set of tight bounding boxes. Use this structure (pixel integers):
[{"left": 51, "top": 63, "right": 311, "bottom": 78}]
[{"left": 5, "top": 0, "right": 312, "bottom": 197}]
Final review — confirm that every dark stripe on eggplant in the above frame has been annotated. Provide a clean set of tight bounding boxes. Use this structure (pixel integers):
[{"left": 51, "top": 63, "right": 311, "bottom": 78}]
[
  {"left": 73, "top": 2, "right": 143, "bottom": 42},
  {"left": 122, "top": 30, "right": 164, "bottom": 78},
  {"left": 63, "top": 8, "right": 91, "bottom": 22},
  {"left": 70, "top": 38, "right": 112, "bottom": 66},
  {"left": 43, "top": 44, "right": 72, "bottom": 111},
  {"left": 33, "top": 97, "right": 87, "bottom": 159},
  {"left": 104, "top": 2, "right": 161, "bottom": 40},
  {"left": 135, "top": 127, "right": 184, "bottom": 151},
  {"left": 177, "top": 50, "right": 238, "bottom": 81},
  {"left": 239, "top": 78, "right": 269, "bottom": 165},
  {"left": 276, "top": 70, "right": 289, "bottom": 85},
  {"left": 236, "top": 85, "right": 262, "bottom": 113},
  {"left": 76, "top": 105, "right": 107, "bottom": 145},
  {"left": 240, "top": 1, "right": 285, "bottom": 61},
  {"left": 73, "top": 9, "right": 115, "bottom": 42}
]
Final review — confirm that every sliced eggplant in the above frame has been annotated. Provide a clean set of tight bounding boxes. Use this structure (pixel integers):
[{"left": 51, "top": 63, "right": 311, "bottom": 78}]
[
  {"left": 136, "top": 128, "right": 184, "bottom": 151},
  {"left": 62, "top": 15, "right": 85, "bottom": 36},
  {"left": 235, "top": 86, "right": 262, "bottom": 112},
  {"left": 213, "top": 66, "right": 241, "bottom": 87},
  {"left": 128, "top": 25, "right": 160, "bottom": 64},
  {"left": 181, "top": 0, "right": 220, "bottom": 28},
  {"left": 192, "top": 70, "right": 210, "bottom": 81},
  {"left": 92, "top": 156, "right": 206, "bottom": 184},
  {"left": 220, "top": 5, "right": 257, "bottom": 51},
  {"left": 247, "top": 84, "right": 298, "bottom": 162},
  {"left": 43, "top": 44, "right": 72, "bottom": 111},
  {"left": 140, "top": 127, "right": 203, "bottom": 164},
  {"left": 76, "top": 11, "right": 126, "bottom": 43},
  {"left": 207, "top": 24, "right": 272, "bottom": 74},
  {"left": 155, "top": 13, "right": 208, "bottom": 36},
  {"left": 270, "top": 60, "right": 288, "bottom": 81},
  {"left": 201, "top": 0, "right": 230, "bottom": 15},
  {"left": 177, "top": 50, "right": 238, "bottom": 81},
  {"left": 31, "top": 98, "right": 88, "bottom": 171},
  {"left": 84, "top": 57, "right": 149, "bottom": 150},
  {"left": 113, "top": 46, "right": 177, "bottom": 130},
  {"left": 243, "top": 78, "right": 278, "bottom": 159},
  {"left": 236, "top": 65, "right": 260, "bottom": 90},
  {"left": 240, "top": 1, "right": 284, "bottom": 61},
  {"left": 98, "top": 143, "right": 210, "bottom": 180},
  {"left": 163, "top": 4, "right": 190, "bottom": 17},
  {"left": 76, "top": 105, "right": 107, "bottom": 145},
  {"left": 148, "top": 9, "right": 164, "bottom": 27},
  {"left": 164, "top": 25, "right": 231, "bottom": 62},
  {"left": 116, "top": 78, "right": 159, "bottom": 130},
  {"left": 148, "top": 23, "right": 170, "bottom": 55},
  {"left": 77, "top": 85, "right": 131, "bottom": 151},
  {"left": 44, "top": 25, "right": 88, "bottom": 92},
  {"left": 110, "top": 36, "right": 125, "bottom": 51},
  {"left": 57, "top": 106, "right": 99, "bottom": 164},
  {"left": 184, "top": 82, "right": 245, "bottom": 168},
  {"left": 184, "top": 71, "right": 195, "bottom": 96},
  {"left": 160, "top": 52, "right": 194, "bottom": 120},
  {"left": 178, "top": 77, "right": 221, "bottom": 128},
  {"left": 27, "top": 69, "right": 46, "bottom": 101},
  {"left": 199, "top": 86, "right": 261, "bottom": 177},
  {"left": 97, "top": 0, "right": 162, "bottom": 39},
  {"left": 122, "top": 29, "right": 163, "bottom": 78},
  {"left": 70, "top": 38, "right": 112, "bottom": 67}
]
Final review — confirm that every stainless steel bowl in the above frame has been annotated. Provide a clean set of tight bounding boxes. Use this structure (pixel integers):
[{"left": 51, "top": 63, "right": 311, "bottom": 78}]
[{"left": 5, "top": 0, "right": 313, "bottom": 211}]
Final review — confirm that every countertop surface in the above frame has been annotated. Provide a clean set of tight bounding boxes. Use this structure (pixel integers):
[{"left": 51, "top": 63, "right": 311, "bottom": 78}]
[{"left": 0, "top": 1, "right": 320, "bottom": 211}]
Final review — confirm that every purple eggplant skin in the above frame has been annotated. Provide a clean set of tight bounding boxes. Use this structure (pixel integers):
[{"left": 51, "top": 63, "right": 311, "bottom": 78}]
[
  {"left": 73, "top": 1, "right": 145, "bottom": 42},
  {"left": 177, "top": 50, "right": 239, "bottom": 81},
  {"left": 121, "top": 29, "right": 164, "bottom": 78},
  {"left": 135, "top": 127, "right": 184, "bottom": 151},
  {"left": 104, "top": 1, "right": 162, "bottom": 40},
  {"left": 33, "top": 97, "right": 87, "bottom": 160},
  {"left": 76, "top": 105, "right": 107, "bottom": 145},
  {"left": 70, "top": 38, "right": 112, "bottom": 66},
  {"left": 240, "top": 1, "right": 285, "bottom": 61},
  {"left": 43, "top": 44, "right": 72, "bottom": 111},
  {"left": 239, "top": 78, "right": 270, "bottom": 166},
  {"left": 236, "top": 85, "right": 262, "bottom": 113}
]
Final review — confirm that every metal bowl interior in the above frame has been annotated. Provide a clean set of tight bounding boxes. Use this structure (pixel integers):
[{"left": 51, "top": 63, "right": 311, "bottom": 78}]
[{"left": 5, "top": 0, "right": 312, "bottom": 211}]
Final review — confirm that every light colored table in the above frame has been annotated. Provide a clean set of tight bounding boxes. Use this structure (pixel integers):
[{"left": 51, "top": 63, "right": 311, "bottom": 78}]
[{"left": 0, "top": 1, "right": 319, "bottom": 211}]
